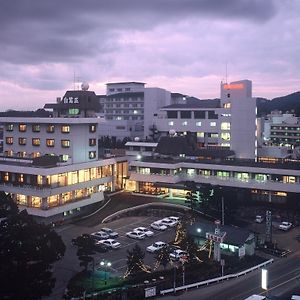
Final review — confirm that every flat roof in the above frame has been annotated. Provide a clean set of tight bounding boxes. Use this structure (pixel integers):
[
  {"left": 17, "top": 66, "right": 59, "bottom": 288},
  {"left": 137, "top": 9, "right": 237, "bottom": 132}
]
[
  {"left": 106, "top": 82, "right": 145, "bottom": 85},
  {"left": 0, "top": 117, "right": 99, "bottom": 124}
]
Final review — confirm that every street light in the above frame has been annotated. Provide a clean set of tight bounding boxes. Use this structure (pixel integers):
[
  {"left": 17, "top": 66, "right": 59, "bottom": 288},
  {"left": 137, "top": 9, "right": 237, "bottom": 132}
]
[{"left": 100, "top": 261, "right": 112, "bottom": 285}]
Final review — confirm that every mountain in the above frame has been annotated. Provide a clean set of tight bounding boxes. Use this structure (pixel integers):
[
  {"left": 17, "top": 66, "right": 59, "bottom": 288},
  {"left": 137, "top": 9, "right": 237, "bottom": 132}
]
[{"left": 257, "top": 91, "right": 300, "bottom": 117}]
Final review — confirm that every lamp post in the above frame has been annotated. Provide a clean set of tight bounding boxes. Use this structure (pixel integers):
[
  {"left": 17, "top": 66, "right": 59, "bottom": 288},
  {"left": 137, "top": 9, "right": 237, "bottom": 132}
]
[{"left": 100, "top": 261, "right": 112, "bottom": 285}]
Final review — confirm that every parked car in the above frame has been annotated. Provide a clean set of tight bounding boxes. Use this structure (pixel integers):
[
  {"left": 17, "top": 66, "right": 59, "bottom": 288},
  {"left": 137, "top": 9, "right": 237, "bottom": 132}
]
[
  {"left": 159, "top": 218, "right": 178, "bottom": 227},
  {"left": 126, "top": 231, "right": 146, "bottom": 240},
  {"left": 71, "top": 234, "right": 91, "bottom": 246},
  {"left": 94, "top": 241, "right": 110, "bottom": 253},
  {"left": 99, "top": 239, "right": 121, "bottom": 249},
  {"left": 167, "top": 216, "right": 180, "bottom": 224},
  {"left": 146, "top": 241, "right": 167, "bottom": 253},
  {"left": 255, "top": 215, "right": 264, "bottom": 223},
  {"left": 133, "top": 227, "right": 154, "bottom": 237},
  {"left": 91, "top": 231, "right": 110, "bottom": 240},
  {"left": 151, "top": 221, "right": 168, "bottom": 231},
  {"left": 170, "top": 249, "right": 189, "bottom": 261},
  {"left": 279, "top": 221, "right": 292, "bottom": 231},
  {"left": 101, "top": 227, "right": 119, "bottom": 238}
]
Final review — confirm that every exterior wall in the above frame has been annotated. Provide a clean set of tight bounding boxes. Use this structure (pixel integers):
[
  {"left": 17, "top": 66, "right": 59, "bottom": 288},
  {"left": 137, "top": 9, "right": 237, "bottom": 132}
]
[
  {"left": 221, "top": 80, "right": 256, "bottom": 159},
  {"left": 143, "top": 88, "right": 171, "bottom": 139},
  {"left": 106, "top": 82, "right": 145, "bottom": 95},
  {"left": 1, "top": 117, "right": 98, "bottom": 164}
]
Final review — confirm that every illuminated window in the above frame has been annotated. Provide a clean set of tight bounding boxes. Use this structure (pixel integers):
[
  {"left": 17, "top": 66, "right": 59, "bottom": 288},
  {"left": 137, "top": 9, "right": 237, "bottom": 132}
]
[
  {"left": 210, "top": 122, "right": 216, "bottom": 127},
  {"left": 32, "top": 124, "right": 40, "bottom": 132},
  {"left": 47, "top": 125, "right": 55, "bottom": 133},
  {"left": 182, "top": 121, "right": 188, "bottom": 126},
  {"left": 168, "top": 121, "right": 174, "bottom": 126},
  {"left": 68, "top": 108, "right": 80, "bottom": 115},
  {"left": 18, "top": 174, "right": 24, "bottom": 183},
  {"left": 32, "top": 138, "right": 41, "bottom": 146},
  {"left": 4, "top": 172, "right": 9, "bottom": 181},
  {"left": 18, "top": 152, "right": 26, "bottom": 158},
  {"left": 61, "top": 140, "right": 70, "bottom": 148},
  {"left": 60, "top": 154, "right": 69, "bottom": 162},
  {"left": 133, "top": 110, "right": 138, "bottom": 114},
  {"left": 5, "top": 150, "right": 13, "bottom": 157},
  {"left": 196, "top": 122, "right": 202, "bottom": 127},
  {"left": 89, "top": 139, "right": 96, "bottom": 146},
  {"left": 32, "top": 152, "right": 40, "bottom": 158},
  {"left": 223, "top": 103, "right": 231, "bottom": 109},
  {"left": 6, "top": 124, "right": 13, "bottom": 131},
  {"left": 19, "top": 138, "right": 27, "bottom": 145},
  {"left": 6, "top": 137, "right": 13, "bottom": 145},
  {"left": 19, "top": 124, "right": 27, "bottom": 132},
  {"left": 46, "top": 139, "right": 55, "bottom": 147},
  {"left": 89, "top": 124, "right": 96, "bottom": 132},
  {"left": 61, "top": 125, "right": 70, "bottom": 133},
  {"left": 221, "top": 143, "right": 230, "bottom": 147},
  {"left": 197, "top": 132, "right": 204, "bottom": 137},
  {"left": 221, "top": 132, "right": 230, "bottom": 141},
  {"left": 210, "top": 133, "right": 219, "bottom": 138},
  {"left": 221, "top": 122, "right": 231, "bottom": 130},
  {"left": 89, "top": 151, "right": 96, "bottom": 159}
]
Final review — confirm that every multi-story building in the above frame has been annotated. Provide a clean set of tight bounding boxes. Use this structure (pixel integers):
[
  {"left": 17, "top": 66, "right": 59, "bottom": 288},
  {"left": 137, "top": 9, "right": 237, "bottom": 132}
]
[
  {"left": 153, "top": 80, "right": 256, "bottom": 159},
  {"left": 0, "top": 87, "right": 128, "bottom": 221}
]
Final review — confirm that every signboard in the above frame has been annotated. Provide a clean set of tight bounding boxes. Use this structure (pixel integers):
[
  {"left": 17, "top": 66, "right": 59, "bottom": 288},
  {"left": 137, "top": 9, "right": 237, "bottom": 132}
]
[
  {"left": 63, "top": 97, "right": 79, "bottom": 104},
  {"left": 145, "top": 287, "right": 156, "bottom": 298},
  {"left": 238, "top": 246, "right": 245, "bottom": 258},
  {"left": 223, "top": 83, "right": 244, "bottom": 90},
  {"left": 261, "top": 268, "right": 268, "bottom": 290}
]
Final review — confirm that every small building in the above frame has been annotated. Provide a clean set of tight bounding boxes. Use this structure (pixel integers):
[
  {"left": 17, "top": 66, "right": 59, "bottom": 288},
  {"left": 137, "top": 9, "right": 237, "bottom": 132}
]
[{"left": 188, "top": 222, "right": 255, "bottom": 258}]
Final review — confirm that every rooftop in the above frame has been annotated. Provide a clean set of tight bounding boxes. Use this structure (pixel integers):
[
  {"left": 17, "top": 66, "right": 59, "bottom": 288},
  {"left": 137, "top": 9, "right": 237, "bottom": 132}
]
[
  {"left": 162, "top": 98, "right": 221, "bottom": 109},
  {"left": 106, "top": 82, "right": 145, "bottom": 85}
]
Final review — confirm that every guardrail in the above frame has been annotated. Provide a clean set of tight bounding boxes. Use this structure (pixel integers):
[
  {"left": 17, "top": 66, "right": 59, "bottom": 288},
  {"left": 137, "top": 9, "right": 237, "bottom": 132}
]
[{"left": 160, "top": 258, "right": 274, "bottom": 295}]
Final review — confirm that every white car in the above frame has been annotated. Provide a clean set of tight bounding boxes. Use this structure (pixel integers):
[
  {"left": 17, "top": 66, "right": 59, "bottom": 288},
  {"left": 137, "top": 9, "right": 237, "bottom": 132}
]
[
  {"left": 159, "top": 218, "right": 178, "bottom": 227},
  {"left": 146, "top": 241, "right": 167, "bottom": 253},
  {"left": 255, "top": 215, "right": 264, "bottom": 223},
  {"left": 170, "top": 249, "right": 189, "bottom": 261},
  {"left": 126, "top": 231, "right": 146, "bottom": 240},
  {"left": 279, "top": 222, "right": 292, "bottom": 231},
  {"left": 91, "top": 231, "right": 110, "bottom": 240},
  {"left": 101, "top": 227, "right": 119, "bottom": 238},
  {"left": 133, "top": 227, "right": 154, "bottom": 237},
  {"left": 168, "top": 216, "right": 180, "bottom": 224},
  {"left": 99, "top": 239, "right": 121, "bottom": 249},
  {"left": 151, "top": 221, "right": 168, "bottom": 231}
]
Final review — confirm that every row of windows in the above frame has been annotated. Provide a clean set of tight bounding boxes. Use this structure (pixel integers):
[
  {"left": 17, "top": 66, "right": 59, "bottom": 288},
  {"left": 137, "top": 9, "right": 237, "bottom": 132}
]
[
  {"left": 6, "top": 137, "right": 97, "bottom": 147},
  {"left": 168, "top": 121, "right": 217, "bottom": 127},
  {"left": 106, "top": 97, "right": 142, "bottom": 102},
  {"left": 105, "top": 103, "right": 144, "bottom": 108},
  {"left": 5, "top": 124, "right": 97, "bottom": 133},
  {"left": 167, "top": 111, "right": 218, "bottom": 119},
  {"left": 108, "top": 87, "right": 131, "bottom": 92},
  {"left": 105, "top": 109, "right": 143, "bottom": 114},
  {"left": 271, "top": 126, "right": 300, "bottom": 131}
]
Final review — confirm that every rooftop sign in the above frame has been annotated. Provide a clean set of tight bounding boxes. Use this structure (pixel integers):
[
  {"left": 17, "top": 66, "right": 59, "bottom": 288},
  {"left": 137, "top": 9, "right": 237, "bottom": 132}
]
[{"left": 223, "top": 83, "right": 244, "bottom": 90}]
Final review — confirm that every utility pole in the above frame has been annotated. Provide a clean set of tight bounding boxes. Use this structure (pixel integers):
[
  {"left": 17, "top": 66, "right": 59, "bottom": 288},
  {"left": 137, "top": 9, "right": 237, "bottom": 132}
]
[{"left": 221, "top": 194, "right": 225, "bottom": 226}]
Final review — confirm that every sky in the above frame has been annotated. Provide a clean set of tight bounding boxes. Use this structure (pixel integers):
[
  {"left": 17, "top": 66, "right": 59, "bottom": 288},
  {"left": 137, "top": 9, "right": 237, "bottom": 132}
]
[{"left": 0, "top": 0, "right": 299, "bottom": 110}]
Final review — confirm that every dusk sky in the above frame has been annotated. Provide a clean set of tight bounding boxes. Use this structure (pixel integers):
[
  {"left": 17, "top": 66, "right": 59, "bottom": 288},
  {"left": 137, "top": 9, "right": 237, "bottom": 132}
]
[{"left": 0, "top": 0, "right": 299, "bottom": 110}]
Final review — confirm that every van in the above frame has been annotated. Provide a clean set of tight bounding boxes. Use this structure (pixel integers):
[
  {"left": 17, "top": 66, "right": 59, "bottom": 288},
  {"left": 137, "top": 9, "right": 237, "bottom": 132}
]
[
  {"left": 255, "top": 215, "right": 264, "bottom": 223},
  {"left": 244, "top": 295, "right": 266, "bottom": 300}
]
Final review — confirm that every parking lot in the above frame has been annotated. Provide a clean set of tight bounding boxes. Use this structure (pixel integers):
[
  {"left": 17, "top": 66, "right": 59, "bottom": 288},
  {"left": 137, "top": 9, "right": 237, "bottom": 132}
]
[{"left": 62, "top": 215, "right": 177, "bottom": 277}]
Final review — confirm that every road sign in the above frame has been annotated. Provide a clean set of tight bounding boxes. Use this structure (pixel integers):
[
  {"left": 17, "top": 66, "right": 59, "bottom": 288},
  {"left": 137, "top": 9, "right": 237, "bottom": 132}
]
[{"left": 145, "top": 287, "right": 156, "bottom": 298}]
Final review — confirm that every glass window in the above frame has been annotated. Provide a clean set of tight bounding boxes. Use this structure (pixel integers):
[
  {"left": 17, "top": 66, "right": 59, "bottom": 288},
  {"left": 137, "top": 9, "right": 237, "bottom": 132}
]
[
  {"left": 221, "top": 132, "right": 230, "bottom": 141},
  {"left": 19, "top": 138, "right": 27, "bottom": 145},
  {"left": 221, "top": 122, "right": 231, "bottom": 130},
  {"left": 208, "top": 111, "right": 218, "bottom": 119},
  {"left": 61, "top": 125, "right": 70, "bottom": 133},
  {"left": 167, "top": 111, "right": 178, "bottom": 119},
  {"left": 196, "top": 122, "right": 202, "bottom": 127},
  {"left": 182, "top": 121, "right": 188, "bottom": 126},
  {"left": 89, "top": 151, "right": 96, "bottom": 159},
  {"left": 61, "top": 140, "right": 70, "bottom": 148},
  {"left": 210, "top": 122, "right": 216, "bottom": 127},
  {"left": 197, "top": 132, "right": 204, "bottom": 137},
  {"left": 168, "top": 121, "right": 174, "bottom": 126},
  {"left": 32, "top": 124, "right": 40, "bottom": 132},
  {"left": 47, "top": 125, "right": 55, "bottom": 133},
  {"left": 194, "top": 111, "right": 206, "bottom": 119},
  {"left": 180, "top": 111, "right": 191, "bottom": 119},
  {"left": 32, "top": 138, "right": 41, "bottom": 146},
  {"left": 46, "top": 139, "right": 55, "bottom": 147},
  {"left": 6, "top": 137, "right": 13, "bottom": 145},
  {"left": 89, "top": 139, "right": 96, "bottom": 146},
  {"left": 89, "top": 124, "right": 96, "bottom": 132},
  {"left": 19, "top": 124, "right": 27, "bottom": 132},
  {"left": 6, "top": 124, "right": 13, "bottom": 131}
]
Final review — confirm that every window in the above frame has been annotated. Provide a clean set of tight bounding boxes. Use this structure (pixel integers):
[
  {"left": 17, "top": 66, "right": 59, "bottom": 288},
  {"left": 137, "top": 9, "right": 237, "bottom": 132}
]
[
  {"left": 221, "top": 132, "right": 230, "bottom": 141},
  {"left": 168, "top": 121, "right": 174, "bottom": 126},
  {"left": 133, "top": 110, "right": 138, "bottom": 114},
  {"left": 182, "top": 121, "right": 188, "bottom": 126},
  {"left": 210, "top": 122, "right": 216, "bottom": 127},
  {"left": 89, "top": 139, "right": 96, "bottom": 146},
  {"left": 125, "top": 88, "right": 131, "bottom": 91},
  {"left": 19, "top": 138, "right": 27, "bottom": 145},
  {"left": 180, "top": 111, "right": 191, "bottom": 119},
  {"left": 167, "top": 111, "right": 178, "bottom": 119},
  {"left": 196, "top": 122, "right": 202, "bottom": 127},
  {"left": 32, "top": 138, "right": 40, "bottom": 146},
  {"left": 223, "top": 102, "right": 231, "bottom": 109},
  {"left": 6, "top": 124, "right": 13, "bottom": 131},
  {"left": 4, "top": 151, "right": 13, "bottom": 157},
  {"left": 60, "top": 154, "right": 69, "bottom": 162},
  {"left": 89, "top": 124, "right": 96, "bottom": 132},
  {"left": 32, "top": 124, "right": 40, "bottom": 132},
  {"left": 61, "top": 140, "right": 70, "bottom": 148},
  {"left": 208, "top": 111, "right": 218, "bottom": 119},
  {"left": 47, "top": 125, "right": 55, "bottom": 133},
  {"left": 194, "top": 111, "right": 206, "bottom": 119},
  {"left": 6, "top": 137, "right": 13, "bottom": 145},
  {"left": 19, "top": 124, "right": 27, "bottom": 132},
  {"left": 89, "top": 151, "right": 96, "bottom": 159},
  {"left": 117, "top": 88, "right": 122, "bottom": 92},
  {"left": 61, "top": 125, "right": 70, "bottom": 133},
  {"left": 109, "top": 88, "right": 115, "bottom": 92},
  {"left": 197, "top": 132, "right": 204, "bottom": 137},
  {"left": 46, "top": 139, "right": 55, "bottom": 147},
  {"left": 221, "top": 122, "right": 231, "bottom": 130}
]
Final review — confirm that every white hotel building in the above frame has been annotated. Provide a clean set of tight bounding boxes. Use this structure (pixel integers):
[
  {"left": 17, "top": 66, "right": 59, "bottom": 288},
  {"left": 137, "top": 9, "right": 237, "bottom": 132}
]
[{"left": 0, "top": 89, "right": 127, "bottom": 221}]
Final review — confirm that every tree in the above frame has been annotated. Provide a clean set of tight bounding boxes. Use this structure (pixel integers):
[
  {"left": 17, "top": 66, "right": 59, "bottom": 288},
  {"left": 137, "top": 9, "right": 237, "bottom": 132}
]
[
  {"left": 199, "top": 184, "right": 213, "bottom": 213},
  {"left": 155, "top": 246, "right": 171, "bottom": 270},
  {"left": 125, "top": 244, "right": 150, "bottom": 278},
  {"left": 75, "top": 234, "right": 95, "bottom": 272},
  {"left": 0, "top": 191, "right": 18, "bottom": 218},
  {"left": 0, "top": 198, "right": 66, "bottom": 300},
  {"left": 184, "top": 181, "right": 199, "bottom": 215}
]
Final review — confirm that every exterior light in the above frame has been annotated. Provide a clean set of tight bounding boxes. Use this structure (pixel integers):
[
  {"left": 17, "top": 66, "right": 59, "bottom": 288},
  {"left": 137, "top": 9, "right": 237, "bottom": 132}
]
[
  {"left": 197, "top": 228, "right": 201, "bottom": 233},
  {"left": 100, "top": 261, "right": 105, "bottom": 266},
  {"left": 107, "top": 262, "right": 112, "bottom": 267},
  {"left": 137, "top": 154, "right": 142, "bottom": 160}
]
